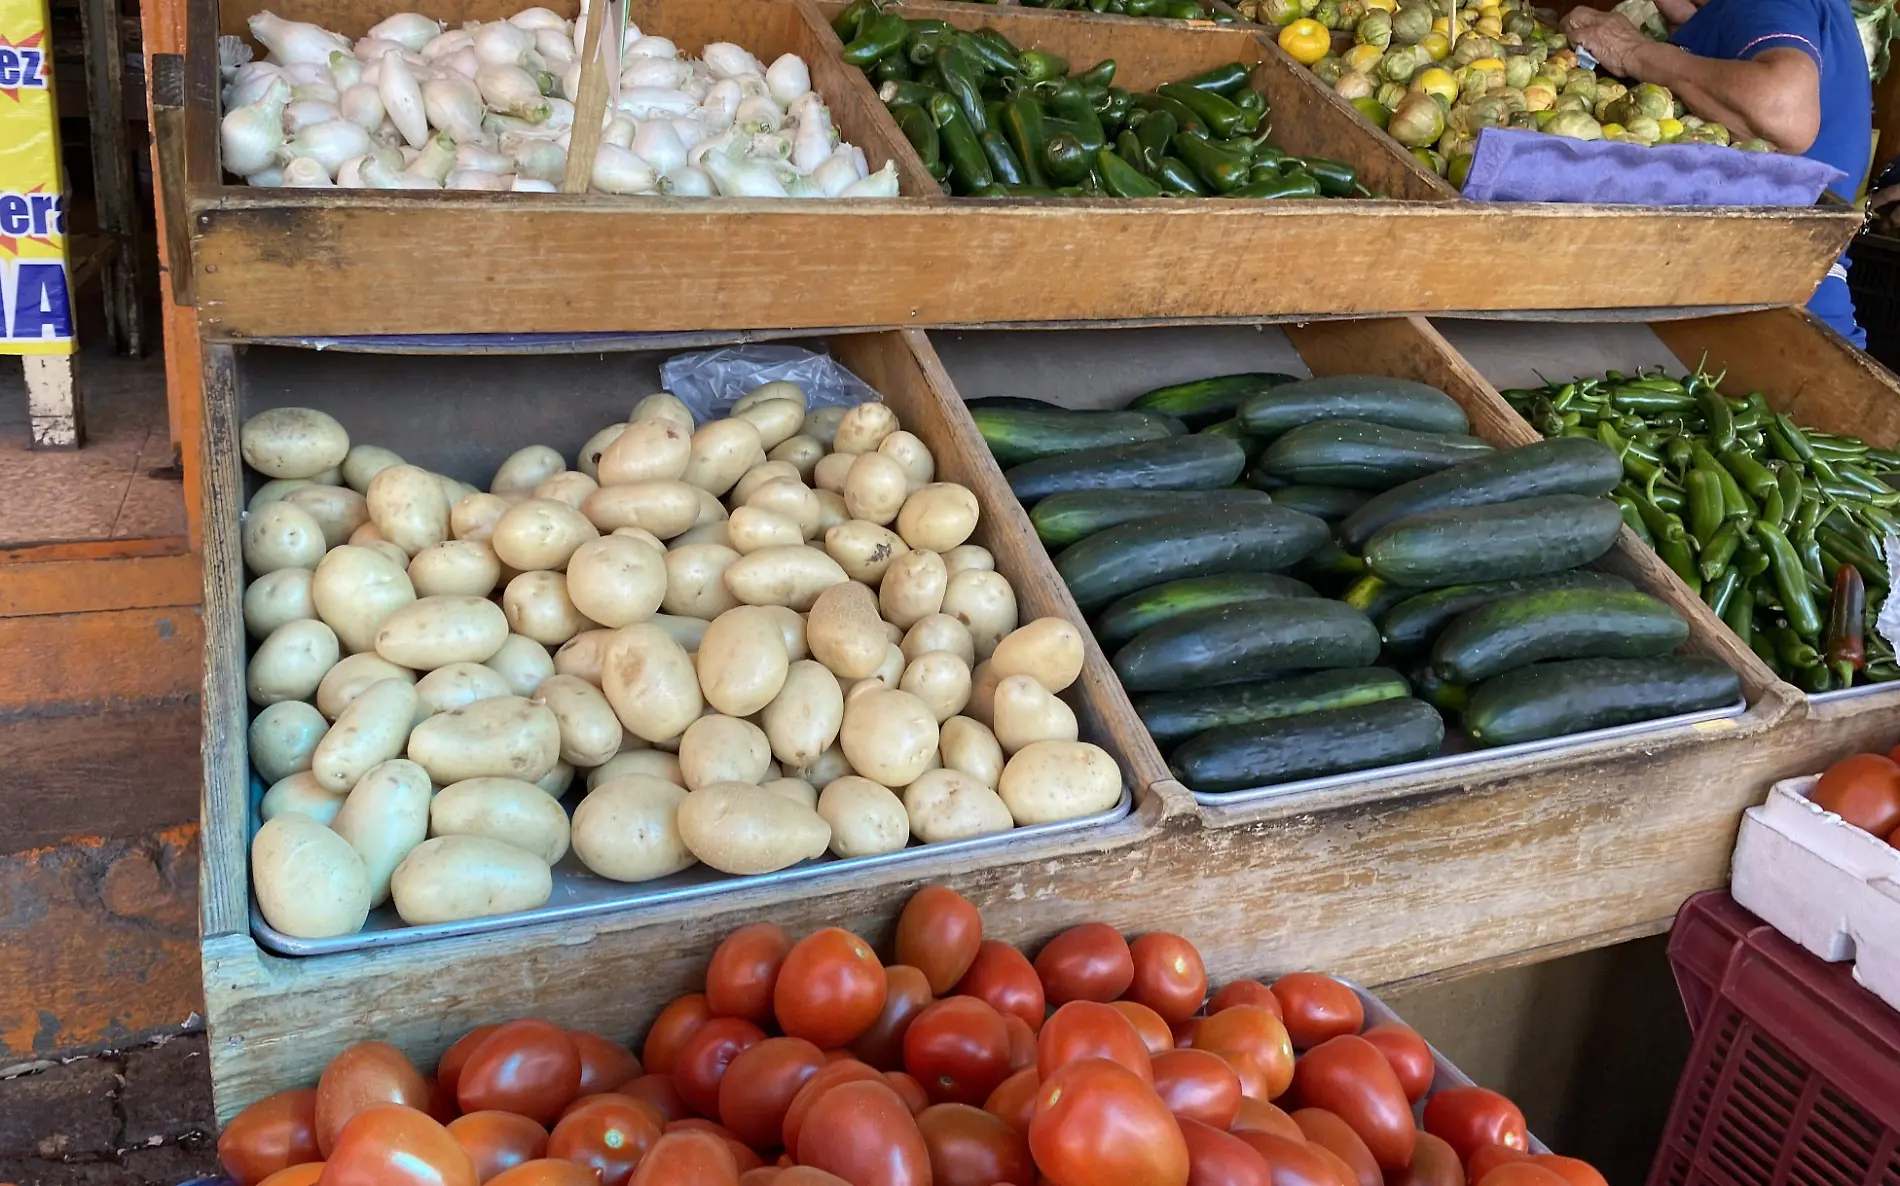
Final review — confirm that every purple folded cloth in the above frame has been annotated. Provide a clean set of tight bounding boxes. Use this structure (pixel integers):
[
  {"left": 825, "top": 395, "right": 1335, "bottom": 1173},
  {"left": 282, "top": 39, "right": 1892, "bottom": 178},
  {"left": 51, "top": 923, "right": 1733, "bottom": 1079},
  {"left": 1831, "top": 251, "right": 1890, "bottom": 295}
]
[{"left": 1459, "top": 126, "right": 1845, "bottom": 206}]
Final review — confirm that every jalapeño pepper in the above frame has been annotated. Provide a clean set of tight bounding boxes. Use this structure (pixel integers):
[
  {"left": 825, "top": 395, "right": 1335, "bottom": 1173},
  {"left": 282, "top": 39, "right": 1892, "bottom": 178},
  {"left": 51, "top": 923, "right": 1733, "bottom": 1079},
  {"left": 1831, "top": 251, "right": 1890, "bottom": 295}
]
[
  {"left": 957, "top": 29, "right": 1023, "bottom": 75},
  {"left": 1115, "top": 130, "right": 1150, "bottom": 176},
  {"left": 1042, "top": 132, "right": 1091, "bottom": 185},
  {"left": 1699, "top": 521, "right": 1741, "bottom": 582},
  {"left": 1724, "top": 584, "right": 1756, "bottom": 651},
  {"left": 1696, "top": 387, "right": 1735, "bottom": 452},
  {"left": 1296, "top": 156, "right": 1358, "bottom": 197},
  {"left": 1157, "top": 82, "right": 1245, "bottom": 137},
  {"left": 832, "top": 0, "right": 873, "bottom": 40},
  {"left": 981, "top": 129, "right": 1026, "bottom": 185},
  {"left": 880, "top": 80, "right": 937, "bottom": 107},
  {"left": 1153, "top": 154, "right": 1207, "bottom": 194},
  {"left": 1136, "top": 109, "right": 1178, "bottom": 171},
  {"left": 891, "top": 103, "right": 944, "bottom": 179},
  {"left": 1229, "top": 169, "right": 1321, "bottom": 198},
  {"left": 1171, "top": 130, "right": 1250, "bottom": 192},
  {"left": 1656, "top": 534, "right": 1702, "bottom": 594},
  {"left": 1003, "top": 97, "right": 1049, "bottom": 187},
  {"left": 1019, "top": 49, "right": 1070, "bottom": 82},
  {"left": 929, "top": 91, "right": 993, "bottom": 192},
  {"left": 1097, "top": 146, "right": 1163, "bottom": 196},
  {"left": 1616, "top": 496, "right": 1653, "bottom": 546},
  {"left": 1077, "top": 59, "right": 1118, "bottom": 88},
  {"left": 842, "top": 13, "right": 907, "bottom": 67},
  {"left": 1176, "top": 61, "right": 1252, "bottom": 96},
  {"left": 903, "top": 24, "right": 947, "bottom": 67},
  {"left": 933, "top": 45, "right": 987, "bottom": 135},
  {"left": 872, "top": 53, "right": 914, "bottom": 83},
  {"left": 1132, "top": 92, "right": 1207, "bottom": 135},
  {"left": 1166, "top": 0, "right": 1209, "bottom": 16}
]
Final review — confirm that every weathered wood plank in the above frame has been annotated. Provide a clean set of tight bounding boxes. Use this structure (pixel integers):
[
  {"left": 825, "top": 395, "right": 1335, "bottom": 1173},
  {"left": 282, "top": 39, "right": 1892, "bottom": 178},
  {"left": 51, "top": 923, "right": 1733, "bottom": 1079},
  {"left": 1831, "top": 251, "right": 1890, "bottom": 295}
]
[
  {"left": 0, "top": 609, "right": 201, "bottom": 711},
  {"left": 198, "top": 343, "right": 251, "bottom": 941},
  {"left": 0, "top": 701, "right": 202, "bottom": 855},
  {"left": 0, "top": 550, "right": 200, "bottom": 618}
]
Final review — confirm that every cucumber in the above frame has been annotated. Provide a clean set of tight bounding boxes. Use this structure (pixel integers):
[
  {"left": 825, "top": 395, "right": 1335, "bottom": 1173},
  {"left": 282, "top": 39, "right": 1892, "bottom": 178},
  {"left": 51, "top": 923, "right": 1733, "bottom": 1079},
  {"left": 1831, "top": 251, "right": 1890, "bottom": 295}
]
[
  {"left": 1364, "top": 495, "right": 1624, "bottom": 589},
  {"left": 1266, "top": 484, "right": 1372, "bottom": 523},
  {"left": 1097, "top": 573, "right": 1317, "bottom": 647},
  {"left": 965, "top": 396, "right": 1062, "bottom": 411},
  {"left": 974, "top": 406, "right": 1183, "bottom": 467},
  {"left": 1258, "top": 420, "right": 1495, "bottom": 490},
  {"left": 1379, "top": 571, "right": 1634, "bottom": 659},
  {"left": 1009, "top": 435, "right": 1250, "bottom": 506},
  {"left": 1127, "top": 372, "right": 1298, "bottom": 429},
  {"left": 1462, "top": 657, "right": 1741, "bottom": 748},
  {"left": 1030, "top": 489, "right": 1274, "bottom": 549},
  {"left": 1170, "top": 698, "right": 1446, "bottom": 793},
  {"left": 1338, "top": 437, "right": 1623, "bottom": 550},
  {"left": 1057, "top": 506, "right": 1331, "bottom": 611},
  {"left": 1135, "top": 667, "right": 1411, "bottom": 748},
  {"left": 1243, "top": 466, "right": 1288, "bottom": 492},
  {"left": 1112, "top": 599, "right": 1381, "bottom": 692},
  {"left": 1340, "top": 574, "right": 1409, "bottom": 621},
  {"left": 1412, "top": 667, "right": 1468, "bottom": 715},
  {"left": 1432, "top": 589, "right": 1689, "bottom": 683},
  {"left": 1291, "top": 540, "right": 1367, "bottom": 585},
  {"left": 1237, "top": 375, "right": 1470, "bottom": 440}
]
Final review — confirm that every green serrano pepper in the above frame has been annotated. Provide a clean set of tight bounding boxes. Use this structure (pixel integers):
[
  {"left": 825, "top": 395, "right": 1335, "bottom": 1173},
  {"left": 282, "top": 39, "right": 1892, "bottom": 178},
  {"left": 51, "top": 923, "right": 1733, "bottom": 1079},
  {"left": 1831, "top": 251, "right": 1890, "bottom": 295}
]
[
  {"left": 1756, "top": 520, "right": 1822, "bottom": 639},
  {"left": 1697, "top": 387, "right": 1735, "bottom": 452},
  {"left": 1686, "top": 469, "right": 1724, "bottom": 545},
  {"left": 1705, "top": 566, "right": 1742, "bottom": 617},
  {"left": 1720, "top": 447, "right": 1778, "bottom": 500}
]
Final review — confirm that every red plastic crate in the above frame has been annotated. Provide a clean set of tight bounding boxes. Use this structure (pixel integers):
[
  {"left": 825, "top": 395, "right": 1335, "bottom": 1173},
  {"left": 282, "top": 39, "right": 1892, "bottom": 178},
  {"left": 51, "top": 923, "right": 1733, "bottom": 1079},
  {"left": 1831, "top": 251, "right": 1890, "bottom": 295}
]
[{"left": 1648, "top": 892, "right": 1900, "bottom": 1186}]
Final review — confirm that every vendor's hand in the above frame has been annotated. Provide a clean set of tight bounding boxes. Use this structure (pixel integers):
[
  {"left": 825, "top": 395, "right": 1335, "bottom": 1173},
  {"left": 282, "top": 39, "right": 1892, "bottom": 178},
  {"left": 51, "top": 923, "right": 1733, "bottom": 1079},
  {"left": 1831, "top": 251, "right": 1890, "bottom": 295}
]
[{"left": 1561, "top": 8, "right": 1652, "bottom": 78}]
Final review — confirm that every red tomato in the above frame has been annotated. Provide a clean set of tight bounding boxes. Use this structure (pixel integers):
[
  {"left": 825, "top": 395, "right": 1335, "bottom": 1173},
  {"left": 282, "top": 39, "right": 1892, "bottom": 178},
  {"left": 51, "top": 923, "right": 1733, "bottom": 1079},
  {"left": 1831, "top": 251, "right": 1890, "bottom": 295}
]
[
  {"left": 673, "top": 1017, "right": 767, "bottom": 1119},
  {"left": 707, "top": 923, "right": 794, "bottom": 1024},
  {"left": 218, "top": 1087, "right": 320, "bottom": 1185},
  {"left": 1127, "top": 934, "right": 1209, "bottom": 1025},
  {"left": 628, "top": 1129, "right": 741, "bottom": 1186},
  {"left": 717, "top": 1036, "right": 825, "bottom": 1149},
  {"left": 438, "top": 1027, "right": 501, "bottom": 1103},
  {"left": 1230, "top": 1130, "right": 1347, "bottom": 1186},
  {"left": 1290, "top": 1108, "right": 1380, "bottom": 1186},
  {"left": 1208, "top": 982, "right": 1281, "bottom": 1018},
  {"left": 1269, "top": 975, "right": 1364, "bottom": 1051},
  {"left": 1176, "top": 1116, "right": 1271, "bottom": 1186},
  {"left": 1191, "top": 1007, "right": 1294, "bottom": 1100},
  {"left": 1812, "top": 753, "right": 1900, "bottom": 837},
  {"left": 1422, "top": 1089, "right": 1529, "bottom": 1166},
  {"left": 1110, "top": 1000, "right": 1175, "bottom": 1056},
  {"left": 1467, "top": 1144, "right": 1532, "bottom": 1180},
  {"left": 668, "top": 1119, "right": 764, "bottom": 1171},
  {"left": 983, "top": 1067, "right": 1040, "bottom": 1133},
  {"left": 458, "top": 1021, "right": 584, "bottom": 1126},
  {"left": 737, "top": 1171, "right": 780, "bottom": 1186},
  {"left": 1207, "top": 1050, "right": 1274, "bottom": 1105},
  {"left": 446, "top": 1111, "right": 548, "bottom": 1183},
  {"left": 849, "top": 965, "right": 934, "bottom": 1071},
  {"left": 957, "top": 940, "right": 1047, "bottom": 1033},
  {"left": 1033, "top": 923, "right": 1135, "bottom": 1005},
  {"left": 1037, "top": 1001, "right": 1154, "bottom": 1083},
  {"left": 775, "top": 928, "right": 888, "bottom": 1050},
  {"left": 1173, "top": 1017, "right": 1204, "bottom": 1048},
  {"left": 795, "top": 1080, "right": 932, "bottom": 1186},
  {"left": 1028, "top": 1059, "right": 1189, "bottom": 1186},
  {"left": 1311, "top": 1143, "right": 1366, "bottom": 1186},
  {"left": 904, "top": 995, "right": 1014, "bottom": 1105},
  {"left": 781, "top": 1058, "right": 885, "bottom": 1151},
  {"left": 1388, "top": 1132, "right": 1465, "bottom": 1186},
  {"left": 315, "top": 1042, "right": 431, "bottom": 1156},
  {"left": 774, "top": 1170, "right": 855, "bottom": 1185},
  {"left": 1475, "top": 1167, "right": 1567, "bottom": 1186},
  {"left": 485, "top": 1162, "right": 599, "bottom": 1186},
  {"left": 570, "top": 1032, "right": 642, "bottom": 1097},
  {"left": 1288, "top": 1035, "right": 1415, "bottom": 1171},
  {"left": 896, "top": 885, "right": 985, "bottom": 995},
  {"left": 424, "top": 1078, "right": 460, "bottom": 1125},
  {"left": 546, "top": 1094, "right": 662, "bottom": 1186},
  {"left": 884, "top": 1071, "right": 930, "bottom": 1115},
  {"left": 321, "top": 1104, "right": 477, "bottom": 1186},
  {"left": 1533, "top": 1155, "right": 1610, "bottom": 1186},
  {"left": 255, "top": 1165, "right": 324, "bottom": 1186},
  {"left": 619, "top": 1074, "right": 690, "bottom": 1124},
  {"left": 1359, "top": 1024, "right": 1433, "bottom": 1104},
  {"left": 1002, "top": 1015, "right": 1038, "bottom": 1071},
  {"left": 1888, "top": 823, "right": 1900, "bottom": 849},
  {"left": 1151, "top": 1049, "right": 1243, "bottom": 1128},
  {"left": 916, "top": 1102, "right": 1036, "bottom": 1186},
  {"left": 1229, "top": 1097, "right": 1301, "bottom": 1141},
  {"left": 645, "top": 995, "right": 716, "bottom": 1077}
]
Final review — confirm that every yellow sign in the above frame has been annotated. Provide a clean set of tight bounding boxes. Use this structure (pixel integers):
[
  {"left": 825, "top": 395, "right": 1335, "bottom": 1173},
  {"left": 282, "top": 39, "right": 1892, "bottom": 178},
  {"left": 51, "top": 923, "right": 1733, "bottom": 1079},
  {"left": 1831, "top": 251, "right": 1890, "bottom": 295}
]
[{"left": 0, "top": 0, "right": 72, "bottom": 355}]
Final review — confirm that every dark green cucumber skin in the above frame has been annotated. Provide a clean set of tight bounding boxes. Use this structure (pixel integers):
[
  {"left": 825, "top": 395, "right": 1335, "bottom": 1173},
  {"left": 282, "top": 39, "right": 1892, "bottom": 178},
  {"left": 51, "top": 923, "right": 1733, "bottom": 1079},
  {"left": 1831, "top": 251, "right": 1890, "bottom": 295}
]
[
  {"left": 1291, "top": 540, "right": 1367, "bottom": 587},
  {"left": 1128, "top": 372, "right": 1298, "bottom": 429},
  {"left": 1112, "top": 599, "right": 1381, "bottom": 692},
  {"left": 1462, "top": 657, "right": 1741, "bottom": 748},
  {"left": 1432, "top": 589, "right": 1690, "bottom": 684},
  {"left": 1057, "top": 506, "right": 1331, "bottom": 611},
  {"left": 1237, "top": 375, "right": 1470, "bottom": 440},
  {"left": 1097, "top": 573, "right": 1317, "bottom": 647},
  {"left": 1243, "top": 467, "right": 1289, "bottom": 492},
  {"left": 1006, "top": 436, "right": 1248, "bottom": 504},
  {"left": 1265, "top": 485, "right": 1372, "bottom": 523},
  {"left": 965, "top": 396, "right": 1062, "bottom": 411},
  {"left": 1031, "top": 489, "right": 1273, "bottom": 549},
  {"left": 1338, "top": 437, "right": 1624, "bottom": 550},
  {"left": 1170, "top": 698, "right": 1446, "bottom": 793},
  {"left": 1258, "top": 420, "right": 1496, "bottom": 490},
  {"left": 1380, "top": 571, "right": 1634, "bottom": 659},
  {"left": 1411, "top": 668, "right": 1468, "bottom": 715},
  {"left": 974, "top": 407, "right": 1182, "bottom": 467},
  {"left": 1136, "top": 667, "right": 1410, "bottom": 748},
  {"left": 1364, "top": 494, "right": 1624, "bottom": 588}
]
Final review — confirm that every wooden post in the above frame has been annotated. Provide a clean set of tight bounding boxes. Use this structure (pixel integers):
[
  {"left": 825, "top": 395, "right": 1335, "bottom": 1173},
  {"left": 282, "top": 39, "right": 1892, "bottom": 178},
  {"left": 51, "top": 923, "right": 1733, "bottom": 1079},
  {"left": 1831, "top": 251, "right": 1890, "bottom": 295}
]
[
  {"left": 561, "top": 0, "right": 617, "bottom": 193},
  {"left": 78, "top": 0, "right": 145, "bottom": 356},
  {"left": 24, "top": 355, "right": 83, "bottom": 449}
]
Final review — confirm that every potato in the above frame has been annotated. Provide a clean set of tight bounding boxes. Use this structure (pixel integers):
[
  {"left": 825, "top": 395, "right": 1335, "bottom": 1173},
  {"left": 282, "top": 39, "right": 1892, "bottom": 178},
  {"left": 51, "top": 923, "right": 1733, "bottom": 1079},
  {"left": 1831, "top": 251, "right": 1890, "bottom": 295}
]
[
  {"left": 242, "top": 407, "right": 350, "bottom": 480},
  {"left": 693, "top": 486, "right": 731, "bottom": 524},
  {"left": 942, "top": 545, "right": 995, "bottom": 576},
  {"left": 391, "top": 835, "right": 552, "bottom": 925},
  {"left": 414, "top": 662, "right": 511, "bottom": 717},
  {"left": 762, "top": 777, "right": 818, "bottom": 809},
  {"left": 734, "top": 399, "right": 804, "bottom": 451},
  {"left": 249, "top": 619, "right": 340, "bottom": 705},
  {"left": 245, "top": 568, "right": 317, "bottom": 640},
  {"left": 900, "top": 652, "right": 972, "bottom": 724},
  {"left": 730, "top": 461, "right": 800, "bottom": 507},
  {"left": 612, "top": 526, "right": 667, "bottom": 550},
  {"left": 788, "top": 741, "right": 852, "bottom": 791},
  {"left": 439, "top": 475, "right": 481, "bottom": 507},
  {"left": 431, "top": 777, "right": 571, "bottom": 865},
  {"left": 725, "top": 546, "right": 848, "bottom": 612},
  {"left": 896, "top": 484, "right": 979, "bottom": 553},
  {"left": 760, "top": 659, "right": 846, "bottom": 768},
  {"left": 998, "top": 740, "right": 1121, "bottom": 825},
  {"left": 251, "top": 814, "right": 371, "bottom": 938},
  {"left": 485, "top": 633, "right": 557, "bottom": 697},
  {"left": 601, "top": 623, "right": 703, "bottom": 742},
  {"left": 491, "top": 498, "right": 599, "bottom": 573},
  {"left": 812, "top": 489, "right": 850, "bottom": 536},
  {"left": 734, "top": 380, "right": 806, "bottom": 414},
  {"left": 939, "top": 716, "right": 1004, "bottom": 789},
  {"left": 900, "top": 614, "right": 975, "bottom": 667},
  {"left": 879, "top": 550, "right": 947, "bottom": 630},
  {"left": 991, "top": 617, "right": 1086, "bottom": 693},
  {"left": 450, "top": 492, "right": 512, "bottom": 542},
  {"left": 539, "top": 760, "right": 574, "bottom": 797},
  {"left": 745, "top": 479, "right": 823, "bottom": 540},
  {"left": 576, "top": 423, "right": 628, "bottom": 481},
  {"left": 676, "top": 781, "right": 831, "bottom": 875},
  {"left": 646, "top": 613, "right": 709, "bottom": 653},
  {"left": 374, "top": 595, "right": 509, "bottom": 669},
  {"left": 588, "top": 749, "right": 684, "bottom": 790},
  {"left": 842, "top": 453, "right": 908, "bottom": 527},
  {"left": 490, "top": 445, "right": 565, "bottom": 499},
  {"left": 532, "top": 674, "right": 623, "bottom": 767},
  {"left": 502, "top": 571, "right": 593, "bottom": 646},
  {"left": 683, "top": 419, "right": 764, "bottom": 497},
  {"left": 662, "top": 544, "right": 743, "bottom": 619},
  {"left": 943, "top": 570, "right": 1018, "bottom": 660},
  {"left": 571, "top": 776, "right": 695, "bottom": 882},
  {"left": 243, "top": 501, "right": 327, "bottom": 576},
  {"left": 599, "top": 418, "right": 692, "bottom": 485},
  {"left": 902, "top": 769, "right": 1014, "bottom": 845},
  {"left": 310, "top": 545, "right": 417, "bottom": 655},
  {"left": 250, "top": 478, "right": 312, "bottom": 511},
  {"left": 342, "top": 444, "right": 404, "bottom": 493},
  {"left": 285, "top": 485, "right": 371, "bottom": 550},
  {"left": 250, "top": 700, "right": 329, "bottom": 783},
  {"left": 833, "top": 403, "right": 899, "bottom": 455},
  {"left": 552, "top": 628, "right": 616, "bottom": 685},
  {"left": 408, "top": 539, "right": 502, "bottom": 598},
  {"left": 818, "top": 776, "right": 910, "bottom": 859},
  {"left": 803, "top": 405, "right": 846, "bottom": 447},
  {"left": 727, "top": 506, "right": 803, "bottom": 555},
  {"left": 360, "top": 538, "right": 413, "bottom": 571},
  {"left": 691, "top": 607, "right": 787, "bottom": 718},
  {"left": 824, "top": 520, "right": 908, "bottom": 586},
  {"left": 813, "top": 452, "right": 855, "bottom": 495},
  {"left": 260, "top": 771, "right": 350, "bottom": 826},
  {"left": 670, "top": 522, "right": 733, "bottom": 550},
  {"left": 806, "top": 581, "right": 886, "bottom": 679},
  {"left": 991, "top": 675, "right": 1078, "bottom": 755},
  {"left": 768, "top": 435, "right": 824, "bottom": 481},
  {"left": 366, "top": 464, "right": 451, "bottom": 556},
  {"left": 760, "top": 604, "right": 807, "bottom": 660},
  {"left": 315, "top": 652, "right": 415, "bottom": 720},
  {"left": 554, "top": 536, "right": 667, "bottom": 633},
  {"left": 406, "top": 694, "right": 561, "bottom": 785},
  {"left": 633, "top": 391, "right": 694, "bottom": 430},
  {"left": 534, "top": 471, "right": 598, "bottom": 511},
  {"left": 965, "top": 661, "right": 1000, "bottom": 728},
  {"left": 678, "top": 714, "right": 772, "bottom": 790},
  {"left": 878, "top": 431, "right": 935, "bottom": 489},
  {"left": 331, "top": 758, "right": 431, "bottom": 906},
  {"left": 840, "top": 689, "right": 939, "bottom": 788}
]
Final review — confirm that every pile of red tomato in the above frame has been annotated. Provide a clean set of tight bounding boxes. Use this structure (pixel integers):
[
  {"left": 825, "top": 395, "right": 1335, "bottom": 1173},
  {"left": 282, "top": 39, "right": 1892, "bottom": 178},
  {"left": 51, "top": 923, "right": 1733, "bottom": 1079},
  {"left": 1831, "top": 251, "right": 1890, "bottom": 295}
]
[
  {"left": 1810, "top": 750, "right": 1900, "bottom": 848},
  {"left": 217, "top": 884, "right": 1610, "bottom": 1186}
]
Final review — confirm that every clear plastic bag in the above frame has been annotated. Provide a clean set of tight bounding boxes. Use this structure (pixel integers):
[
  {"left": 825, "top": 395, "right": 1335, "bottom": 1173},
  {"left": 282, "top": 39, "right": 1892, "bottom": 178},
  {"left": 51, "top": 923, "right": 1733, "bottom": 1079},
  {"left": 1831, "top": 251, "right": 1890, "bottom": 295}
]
[{"left": 660, "top": 345, "right": 882, "bottom": 424}]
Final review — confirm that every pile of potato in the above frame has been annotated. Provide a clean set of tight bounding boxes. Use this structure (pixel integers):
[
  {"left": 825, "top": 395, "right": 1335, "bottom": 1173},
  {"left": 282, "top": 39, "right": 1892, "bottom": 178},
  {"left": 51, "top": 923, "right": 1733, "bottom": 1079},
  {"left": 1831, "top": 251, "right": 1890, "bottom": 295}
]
[{"left": 238, "top": 380, "right": 1124, "bottom": 941}]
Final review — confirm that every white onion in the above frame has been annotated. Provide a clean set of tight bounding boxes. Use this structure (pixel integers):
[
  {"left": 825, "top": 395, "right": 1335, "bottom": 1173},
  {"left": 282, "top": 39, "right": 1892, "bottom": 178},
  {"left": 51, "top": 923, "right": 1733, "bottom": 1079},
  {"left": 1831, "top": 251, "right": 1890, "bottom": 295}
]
[
  {"left": 508, "top": 6, "right": 568, "bottom": 32},
  {"left": 659, "top": 164, "right": 714, "bottom": 196},
  {"left": 620, "top": 58, "right": 691, "bottom": 91},
  {"left": 474, "top": 21, "right": 534, "bottom": 67},
  {"left": 221, "top": 76, "right": 290, "bottom": 175},
  {"left": 513, "top": 139, "right": 566, "bottom": 182},
  {"left": 454, "top": 143, "right": 514, "bottom": 173},
  {"left": 282, "top": 156, "right": 334, "bottom": 186},
  {"left": 631, "top": 119, "right": 686, "bottom": 175},
  {"left": 248, "top": 11, "right": 350, "bottom": 66},
  {"left": 624, "top": 35, "right": 677, "bottom": 60},
  {"left": 511, "top": 177, "right": 557, "bottom": 191},
  {"left": 697, "top": 80, "right": 739, "bottom": 133},
  {"left": 447, "top": 168, "right": 510, "bottom": 190},
  {"left": 329, "top": 50, "right": 363, "bottom": 91},
  {"left": 283, "top": 97, "right": 339, "bottom": 132},
  {"left": 281, "top": 118, "right": 371, "bottom": 175},
  {"left": 378, "top": 50, "right": 428, "bottom": 148},
  {"left": 810, "top": 146, "right": 865, "bottom": 197},
  {"left": 421, "top": 76, "right": 486, "bottom": 143},
  {"left": 591, "top": 143, "right": 657, "bottom": 194},
  {"left": 790, "top": 96, "right": 834, "bottom": 173},
  {"left": 839, "top": 161, "right": 899, "bottom": 198},
  {"left": 602, "top": 115, "right": 636, "bottom": 149},
  {"left": 476, "top": 64, "right": 550, "bottom": 121},
  {"left": 367, "top": 13, "right": 442, "bottom": 53},
  {"left": 735, "top": 94, "right": 782, "bottom": 134},
  {"left": 616, "top": 87, "right": 697, "bottom": 120},
  {"left": 765, "top": 54, "right": 810, "bottom": 107},
  {"left": 702, "top": 42, "right": 765, "bottom": 81},
  {"left": 420, "top": 28, "right": 473, "bottom": 60},
  {"left": 339, "top": 82, "right": 384, "bottom": 130}
]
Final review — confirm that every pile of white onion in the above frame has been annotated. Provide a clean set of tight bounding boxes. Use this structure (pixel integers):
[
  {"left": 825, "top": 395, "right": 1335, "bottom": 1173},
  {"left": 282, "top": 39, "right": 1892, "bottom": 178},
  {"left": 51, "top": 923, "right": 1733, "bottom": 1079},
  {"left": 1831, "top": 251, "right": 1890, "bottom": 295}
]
[{"left": 220, "top": 7, "right": 898, "bottom": 196}]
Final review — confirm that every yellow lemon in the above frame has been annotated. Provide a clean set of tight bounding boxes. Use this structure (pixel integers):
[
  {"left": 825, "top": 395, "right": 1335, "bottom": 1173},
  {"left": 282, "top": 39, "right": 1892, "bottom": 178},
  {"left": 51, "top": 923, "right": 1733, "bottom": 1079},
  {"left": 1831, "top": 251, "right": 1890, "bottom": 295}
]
[
  {"left": 1658, "top": 117, "right": 1684, "bottom": 140},
  {"left": 1419, "top": 31, "right": 1451, "bottom": 59},
  {"left": 1412, "top": 66, "right": 1458, "bottom": 101},
  {"left": 1279, "top": 17, "right": 1332, "bottom": 64}
]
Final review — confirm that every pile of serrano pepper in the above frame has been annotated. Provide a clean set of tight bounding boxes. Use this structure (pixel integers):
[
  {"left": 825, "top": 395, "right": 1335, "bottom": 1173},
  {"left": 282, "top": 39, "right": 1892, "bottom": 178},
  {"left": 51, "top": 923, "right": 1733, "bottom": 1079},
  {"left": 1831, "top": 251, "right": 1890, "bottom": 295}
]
[{"left": 1503, "top": 369, "right": 1896, "bottom": 691}]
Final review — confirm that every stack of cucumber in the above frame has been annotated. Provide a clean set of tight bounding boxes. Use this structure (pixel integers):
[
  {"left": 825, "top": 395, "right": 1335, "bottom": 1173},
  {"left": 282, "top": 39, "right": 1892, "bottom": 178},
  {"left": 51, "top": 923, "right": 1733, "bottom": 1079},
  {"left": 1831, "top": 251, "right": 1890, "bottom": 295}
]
[{"left": 974, "top": 373, "right": 1743, "bottom": 795}]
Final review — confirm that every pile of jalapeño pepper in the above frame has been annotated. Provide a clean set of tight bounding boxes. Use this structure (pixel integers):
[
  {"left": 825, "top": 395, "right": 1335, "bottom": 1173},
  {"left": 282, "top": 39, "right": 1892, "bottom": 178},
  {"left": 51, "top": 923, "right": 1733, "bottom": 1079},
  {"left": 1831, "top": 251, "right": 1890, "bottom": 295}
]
[
  {"left": 833, "top": 2, "right": 1369, "bottom": 198},
  {"left": 1503, "top": 369, "right": 1896, "bottom": 691}
]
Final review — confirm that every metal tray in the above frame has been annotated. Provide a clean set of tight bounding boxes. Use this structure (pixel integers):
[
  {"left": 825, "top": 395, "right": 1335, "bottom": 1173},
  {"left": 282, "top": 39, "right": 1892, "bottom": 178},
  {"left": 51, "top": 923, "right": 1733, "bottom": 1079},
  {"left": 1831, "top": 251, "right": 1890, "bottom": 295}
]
[
  {"left": 1191, "top": 697, "right": 1750, "bottom": 807},
  {"left": 250, "top": 786, "right": 1133, "bottom": 957},
  {"left": 1807, "top": 679, "right": 1900, "bottom": 706}
]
